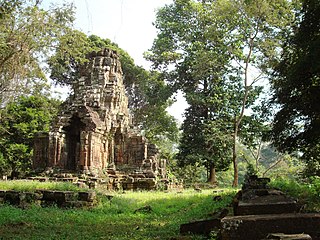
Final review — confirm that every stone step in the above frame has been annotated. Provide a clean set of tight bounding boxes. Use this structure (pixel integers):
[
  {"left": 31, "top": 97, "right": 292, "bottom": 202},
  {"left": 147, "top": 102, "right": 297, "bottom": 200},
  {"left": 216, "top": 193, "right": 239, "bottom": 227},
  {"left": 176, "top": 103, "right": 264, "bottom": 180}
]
[
  {"left": 220, "top": 213, "right": 320, "bottom": 240},
  {"left": 234, "top": 189, "right": 298, "bottom": 216},
  {"left": 235, "top": 195, "right": 297, "bottom": 216}
]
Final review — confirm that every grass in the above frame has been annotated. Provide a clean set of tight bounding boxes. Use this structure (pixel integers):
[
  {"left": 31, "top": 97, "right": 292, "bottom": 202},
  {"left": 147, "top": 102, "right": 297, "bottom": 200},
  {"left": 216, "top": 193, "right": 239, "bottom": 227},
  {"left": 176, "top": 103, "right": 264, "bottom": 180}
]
[
  {"left": 0, "top": 181, "right": 237, "bottom": 240},
  {"left": 0, "top": 180, "right": 82, "bottom": 192}
]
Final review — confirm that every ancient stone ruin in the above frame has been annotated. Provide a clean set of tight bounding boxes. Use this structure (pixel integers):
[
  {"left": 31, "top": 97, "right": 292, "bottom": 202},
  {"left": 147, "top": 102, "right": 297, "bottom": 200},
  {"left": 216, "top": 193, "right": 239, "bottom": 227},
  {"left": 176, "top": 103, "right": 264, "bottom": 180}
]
[
  {"left": 0, "top": 189, "right": 97, "bottom": 209},
  {"left": 221, "top": 175, "right": 320, "bottom": 239},
  {"left": 33, "top": 48, "right": 168, "bottom": 190},
  {"left": 180, "top": 175, "right": 320, "bottom": 239}
]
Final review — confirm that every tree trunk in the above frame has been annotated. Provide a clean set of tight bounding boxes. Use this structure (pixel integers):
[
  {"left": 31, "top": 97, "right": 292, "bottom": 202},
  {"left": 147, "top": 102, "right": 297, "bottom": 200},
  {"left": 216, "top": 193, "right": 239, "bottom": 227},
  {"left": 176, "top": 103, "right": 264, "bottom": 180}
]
[
  {"left": 208, "top": 164, "right": 217, "bottom": 185},
  {"left": 231, "top": 36, "right": 256, "bottom": 187},
  {"left": 232, "top": 118, "right": 239, "bottom": 187}
]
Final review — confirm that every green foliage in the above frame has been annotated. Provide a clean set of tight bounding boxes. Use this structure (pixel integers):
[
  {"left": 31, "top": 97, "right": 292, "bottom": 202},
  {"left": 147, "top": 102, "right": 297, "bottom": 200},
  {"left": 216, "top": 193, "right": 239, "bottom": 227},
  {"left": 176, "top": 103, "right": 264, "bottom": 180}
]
[
  {"left": 269, "top": 177, "right": 320, "bottom": 211},
  {"left": 245, "top": 163, "right": 258, "bottom": 177},
  {"left": 303, "top": 144, "right": 320, "bottom": 176},
  {"left": 0, "top": 188, "right": 237, "bottom": 240},
  {"left": 204, "top": 120, "right": 234, "bottom": 171},
  {"left": 270, "top": 0, "right": 320, "bottom": 176},
  {"left": 130, "top": 70, "right": 179, "bottom": 145},
  {"left": 171, "top": 162, "right": 208, "bottom": 186},
  {"left": 149, "top": 0, "right": 295, "bottom": 186},
  {"left": 149, "top": 1, "right": 236, "bottom": 182},
  {"left": 0, "top": 0, "right": 77, "bottom": 105},
  {"left": 235, "top": 141, "right": 305, "bottom": 181},
  {"left": 0, "top": 152, "right": 10, "bottom": 176},
  {"left": 0, "top": 95, "right": 60, "bottom": 176}
]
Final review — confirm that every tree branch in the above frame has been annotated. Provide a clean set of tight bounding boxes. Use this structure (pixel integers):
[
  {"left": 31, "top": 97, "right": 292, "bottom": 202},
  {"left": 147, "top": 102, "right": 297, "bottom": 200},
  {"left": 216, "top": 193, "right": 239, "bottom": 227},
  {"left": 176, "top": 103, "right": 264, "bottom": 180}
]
[{"left": 262, "top": 156, "right": 283, "bottom": 177}]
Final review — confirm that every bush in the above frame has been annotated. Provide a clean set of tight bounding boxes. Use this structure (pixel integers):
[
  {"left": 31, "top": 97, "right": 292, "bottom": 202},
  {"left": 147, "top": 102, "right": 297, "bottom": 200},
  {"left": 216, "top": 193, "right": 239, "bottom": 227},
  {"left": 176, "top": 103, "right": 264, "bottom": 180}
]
[{"left": 269, "top": 177, "right": 320, "bottom": 211}]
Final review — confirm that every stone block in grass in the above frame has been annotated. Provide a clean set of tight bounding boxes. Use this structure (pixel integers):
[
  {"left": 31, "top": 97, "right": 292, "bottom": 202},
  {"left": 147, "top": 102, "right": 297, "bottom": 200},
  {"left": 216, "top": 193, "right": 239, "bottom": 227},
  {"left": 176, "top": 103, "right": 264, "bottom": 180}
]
[
  {"left": 0, "top": 190, "right": 6, "bottom": 198},
  {"left": 41, "top": 190, "right": 56, "bottom": 201},
  {"left": 263, "top": 233, "right": 312, "bottom": 240},
  {"left": 221, "top": 213, "right": 320, "bottom": 240},
  {"left": 78, "top": 191, "right": 96, "bottom": 202},
  {"left": 25, "top": 192, "right": 43, "bottom": 203},
  {"left": 54, "top": 191, "right": 77, "bottom": 203},
  {"left": 4, "top": 190, "right": 24, "bottom": 205}
]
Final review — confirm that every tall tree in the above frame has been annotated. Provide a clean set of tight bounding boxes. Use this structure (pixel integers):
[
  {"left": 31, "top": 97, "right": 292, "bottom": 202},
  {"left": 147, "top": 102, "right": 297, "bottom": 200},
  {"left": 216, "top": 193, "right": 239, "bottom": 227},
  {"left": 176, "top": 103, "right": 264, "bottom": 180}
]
[
  {"left": 0, "top": 0, "right": 77, "bottom": 105},
  {"left": 147, "top": 0, "right": 235, "bottom": 183},
  {"left": 148, "top": 0, "right": 295, "bottom": 186},
  {"left": 220, "top": 0, "right": 295, "bottom": 187},
  {"left": 270, "top": 0, "right": 320, "bottom": 176}
]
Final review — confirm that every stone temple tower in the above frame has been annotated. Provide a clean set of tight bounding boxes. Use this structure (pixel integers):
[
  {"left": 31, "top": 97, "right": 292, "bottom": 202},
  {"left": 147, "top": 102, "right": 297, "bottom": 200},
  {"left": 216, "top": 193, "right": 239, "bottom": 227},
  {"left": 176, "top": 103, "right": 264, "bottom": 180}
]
[{"left": 33, "top": 49, "right": 166, "bottom": 179}]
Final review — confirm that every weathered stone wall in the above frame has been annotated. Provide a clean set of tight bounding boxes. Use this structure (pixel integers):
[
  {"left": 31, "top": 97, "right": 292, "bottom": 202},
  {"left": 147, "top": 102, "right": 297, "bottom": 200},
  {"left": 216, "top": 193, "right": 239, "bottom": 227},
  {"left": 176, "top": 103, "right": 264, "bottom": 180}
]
[
  {"left": 0, "top": 189, "right": 97, "bottom": 208},
  {"left": 33, "top": 48, "right": 166, "bottom": 180}
]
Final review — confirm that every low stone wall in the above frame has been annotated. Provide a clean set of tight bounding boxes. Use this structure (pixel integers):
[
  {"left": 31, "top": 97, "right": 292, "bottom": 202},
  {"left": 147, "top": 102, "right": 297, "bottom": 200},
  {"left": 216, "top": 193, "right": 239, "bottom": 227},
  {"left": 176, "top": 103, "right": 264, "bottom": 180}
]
[
  {"left": 27, "top": 170, "right": 183, "bottom": 191},
  {"left": 0, "top": 189, "right": 97, "bottom": 208}
]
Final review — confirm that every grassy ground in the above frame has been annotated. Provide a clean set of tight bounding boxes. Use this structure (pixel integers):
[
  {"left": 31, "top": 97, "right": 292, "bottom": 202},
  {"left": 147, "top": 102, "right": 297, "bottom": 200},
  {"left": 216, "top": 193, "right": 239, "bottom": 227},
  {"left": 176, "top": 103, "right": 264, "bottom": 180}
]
[
  {"left": 0, "top": 181, "right": 236, "bottom": 240},
  {"left": 0, "top": 180, "right": 82, "bottom": 192}
]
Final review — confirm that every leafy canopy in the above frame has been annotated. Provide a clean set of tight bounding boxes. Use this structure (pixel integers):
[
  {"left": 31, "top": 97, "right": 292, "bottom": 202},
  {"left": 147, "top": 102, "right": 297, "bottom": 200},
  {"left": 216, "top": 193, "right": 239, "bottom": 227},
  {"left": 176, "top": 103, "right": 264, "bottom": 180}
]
[
  {"left": 148, "top": 0, "right": 295, "bottom": 185},
  {"left": 0, "top": 0, "right": 77, "bottom": 105},
  {"left": 0, "top": 95, "right": 61, "bottom": 176},
  {"left": 270, "top": 0, "right": 320, "bottom": 175}
]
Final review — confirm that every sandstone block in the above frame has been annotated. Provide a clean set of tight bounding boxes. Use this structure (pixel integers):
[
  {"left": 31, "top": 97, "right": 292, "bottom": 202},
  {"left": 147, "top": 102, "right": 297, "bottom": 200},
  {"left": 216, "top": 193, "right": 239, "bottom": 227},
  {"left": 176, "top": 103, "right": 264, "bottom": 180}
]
[
  {"left": 41, "top": 190, "right": 56, "bottom": 201},
  {"left": 4, "top": 190, "right": 23, "bottom": 205},
  {"left": 235, "top": 197, "right": 297, "bottom": 216},
  {"left": 221, "top": 213, "right": 320, "bottom": 240},
  {"left": 78, "top": 191, "right": 96, "bottom": 202}
]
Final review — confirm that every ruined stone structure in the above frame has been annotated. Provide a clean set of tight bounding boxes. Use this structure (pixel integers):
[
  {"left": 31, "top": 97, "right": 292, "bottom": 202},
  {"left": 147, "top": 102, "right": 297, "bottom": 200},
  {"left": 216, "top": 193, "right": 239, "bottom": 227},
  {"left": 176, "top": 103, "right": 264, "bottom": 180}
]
[{"left": 33, "top": 48, "right": 166, "bottom": 181}]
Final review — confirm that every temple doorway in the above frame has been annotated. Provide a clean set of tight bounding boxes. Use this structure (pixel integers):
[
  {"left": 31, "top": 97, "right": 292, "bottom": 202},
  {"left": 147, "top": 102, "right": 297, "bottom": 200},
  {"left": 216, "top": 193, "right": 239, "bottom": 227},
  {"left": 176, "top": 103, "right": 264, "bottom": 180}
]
[{"left": 63, "top": 115, "right": 85, "bottom": 171}]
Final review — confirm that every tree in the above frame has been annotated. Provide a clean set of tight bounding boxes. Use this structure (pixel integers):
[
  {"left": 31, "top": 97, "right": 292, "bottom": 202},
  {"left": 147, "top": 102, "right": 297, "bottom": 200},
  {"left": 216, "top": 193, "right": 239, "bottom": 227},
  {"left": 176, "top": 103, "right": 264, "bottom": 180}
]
[
  {"left": 147, "top": 0, "right": 235, "bottom": 184},
  {"left": 148, "top": 0, "right": 294, "bottom": 186},
  {"left": 270, "top": 0, "right": 320, "bottom": 176},
  {"left": 219, "top": 0, "right": 295, "bottom": 187},
  {"left": 0, "top": 0, "right": 78, "bottom": 105},
  {"left": 0, "top": 94, "right": 61, "bottom": 177}
]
